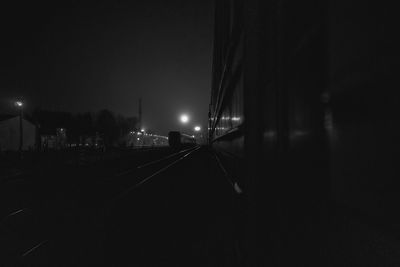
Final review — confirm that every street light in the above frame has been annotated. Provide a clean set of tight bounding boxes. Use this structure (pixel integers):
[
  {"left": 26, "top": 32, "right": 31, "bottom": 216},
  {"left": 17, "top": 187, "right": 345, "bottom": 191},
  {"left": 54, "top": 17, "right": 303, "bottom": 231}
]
[
  {"left": 15, "top": 101, "right": 23, "bottom": 157},
  {"left": 194, "top": 126, "right": 201, "bottom": 132},
  {"left": 180, "top": 114, "right": 189, "bottom": 124}
]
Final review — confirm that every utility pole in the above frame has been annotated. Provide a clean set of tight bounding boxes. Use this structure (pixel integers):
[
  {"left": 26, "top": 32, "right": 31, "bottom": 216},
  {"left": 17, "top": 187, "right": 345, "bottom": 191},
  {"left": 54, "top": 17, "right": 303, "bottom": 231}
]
[{"left": 15, "top": 101, "right": 24, "bottom": 158}]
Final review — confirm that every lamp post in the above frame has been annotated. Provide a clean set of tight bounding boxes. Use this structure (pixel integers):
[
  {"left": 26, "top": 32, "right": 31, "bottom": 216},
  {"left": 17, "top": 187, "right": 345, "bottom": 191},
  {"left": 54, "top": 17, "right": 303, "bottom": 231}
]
[{"left": 15, "top": 101, "right": 23, "bottom": 157}]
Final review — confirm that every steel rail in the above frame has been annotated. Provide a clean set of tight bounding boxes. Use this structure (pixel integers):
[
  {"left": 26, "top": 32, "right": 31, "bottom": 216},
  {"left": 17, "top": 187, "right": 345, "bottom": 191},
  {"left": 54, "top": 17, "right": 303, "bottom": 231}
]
[
  {"left": 21, "top": 240, "right": 49, "bottom": 258},
  {"left": 9, "top": 146, "right": 199, "bottom": 262},
  {"left": 136, "top": 146, "right": 199, "bottom": 169},
  {"left": 0, "top": 209, "right": 25, "bottom": 224},
  {"left": 115, "top": 145, "right": 199, "bottom": 177},
  {"left": 110, "top": 146, "right": 201, "bottom": 203},
  {"left": 0, "top": 209, "right": 49, "bottom": 260}
]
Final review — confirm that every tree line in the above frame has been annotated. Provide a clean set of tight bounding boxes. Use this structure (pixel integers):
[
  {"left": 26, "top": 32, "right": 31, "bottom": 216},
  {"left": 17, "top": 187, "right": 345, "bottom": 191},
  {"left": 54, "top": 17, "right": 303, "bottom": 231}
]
[{"left": 32, "top": 109, "right": 138, "bottom": 147}]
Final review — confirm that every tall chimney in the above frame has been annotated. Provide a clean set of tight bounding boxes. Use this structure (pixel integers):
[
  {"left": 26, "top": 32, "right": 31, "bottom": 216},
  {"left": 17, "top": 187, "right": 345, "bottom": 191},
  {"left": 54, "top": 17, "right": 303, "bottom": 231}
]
[{"left": 138, "top": 97, "right": 142, "bottom": 130}]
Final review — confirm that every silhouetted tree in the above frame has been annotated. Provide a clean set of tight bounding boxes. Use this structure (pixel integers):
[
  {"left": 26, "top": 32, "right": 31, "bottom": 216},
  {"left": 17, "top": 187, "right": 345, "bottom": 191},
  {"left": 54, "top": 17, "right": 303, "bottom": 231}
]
[
  {"left": 116, "top": 115, "right": 129, "bottom": 137},
  {"left": 95, "top": 109, "right": 118, "bottom": 147},
  {"left": 67, "top": 112, "right": 95, "bottom": 144},
  {"left": 116, "top": 115, "right": 138, "bottom": 136},
  {"left": 32, "top": 108, "right": 73, "bottom": 134},
  {"left": 126, "top": 117, "right": 139, "bottom": 131},
  {"left": 32, "top": 108, "right": 139, "bottom": 148}
]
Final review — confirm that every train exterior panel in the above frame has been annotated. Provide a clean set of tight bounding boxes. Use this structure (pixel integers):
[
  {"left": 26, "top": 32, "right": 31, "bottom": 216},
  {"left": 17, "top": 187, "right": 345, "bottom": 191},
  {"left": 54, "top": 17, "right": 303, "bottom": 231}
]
[{"left": 209, "top": 0, "right": 399, "bottom": 266}]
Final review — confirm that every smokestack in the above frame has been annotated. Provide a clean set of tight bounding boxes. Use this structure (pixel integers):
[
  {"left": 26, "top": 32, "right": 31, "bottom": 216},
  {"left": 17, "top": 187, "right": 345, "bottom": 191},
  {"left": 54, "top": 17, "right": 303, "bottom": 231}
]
[{"left": 138, "top": 97, "right": 142, "bottom": 130}]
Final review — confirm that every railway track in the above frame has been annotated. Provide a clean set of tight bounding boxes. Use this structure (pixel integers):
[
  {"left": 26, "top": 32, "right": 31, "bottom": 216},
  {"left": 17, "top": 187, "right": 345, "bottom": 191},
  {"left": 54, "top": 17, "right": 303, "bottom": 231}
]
[
  {"left": 0, "top": 145, "right": 201, "bottom": 265},
  {"left": 109, "top": 145, "right": 200, "bottom": 200},
  {"left": 105, "top": 145, "right": 237, "bottom": 266}
]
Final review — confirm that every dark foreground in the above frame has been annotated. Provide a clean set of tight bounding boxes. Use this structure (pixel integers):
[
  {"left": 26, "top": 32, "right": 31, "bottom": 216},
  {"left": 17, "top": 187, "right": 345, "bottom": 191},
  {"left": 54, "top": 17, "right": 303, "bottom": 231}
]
[
  {"left": 2, "top": 146, "right": 400, "bottom": 266},
  {"left": 1, "top": 146, "right": 236, "bottom": 266}
]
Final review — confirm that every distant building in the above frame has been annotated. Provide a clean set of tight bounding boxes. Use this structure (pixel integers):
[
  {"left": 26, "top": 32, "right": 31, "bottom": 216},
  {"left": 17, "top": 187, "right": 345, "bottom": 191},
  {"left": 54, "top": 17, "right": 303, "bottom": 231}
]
[
  {"left": 0, "top": 114, "right": 36, "bottom": 152},
  {"left": 80, "top": 132, "right": 103, "bottom": 148},
  {"left": 40, "top": 128, "right": 67, "bottom": 150},
  {"left": 33, "top": 109, "right": 73, "bottom": 150}
]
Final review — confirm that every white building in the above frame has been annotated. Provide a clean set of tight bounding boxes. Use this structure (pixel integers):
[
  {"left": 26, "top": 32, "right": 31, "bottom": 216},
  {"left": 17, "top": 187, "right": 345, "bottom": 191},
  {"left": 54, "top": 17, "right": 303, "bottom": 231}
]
[{"left": 0, "top": 115, "right": 36, "bottom": 151}]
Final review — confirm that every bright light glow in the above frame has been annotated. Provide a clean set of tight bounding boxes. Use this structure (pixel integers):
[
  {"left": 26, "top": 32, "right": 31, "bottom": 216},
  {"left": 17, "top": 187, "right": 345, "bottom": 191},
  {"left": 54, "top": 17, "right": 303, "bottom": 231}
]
[
  {"left": 220, "top": 116, "right": 241, "bottom": 121},
  {"left": 180, "top": 114, "right": 189, "bottom": 123},
  {"left": 194, "top": 126, "right": 201, "bottom": 131},
  {"left": 232, "top": 117, "right": 241, "bottom": 121},
  {"left": 15, "top": 101, "right": 23, "bottom": 107},
  {"left": 137, "top": 138, "right": 140, "bottom": 140},
  {"left": 141, "top": 129, "right": 145, "bottom": 132}
]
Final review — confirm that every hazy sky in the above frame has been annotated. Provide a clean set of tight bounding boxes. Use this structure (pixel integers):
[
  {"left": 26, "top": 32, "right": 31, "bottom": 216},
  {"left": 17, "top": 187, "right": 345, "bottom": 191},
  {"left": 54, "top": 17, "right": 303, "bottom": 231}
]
[{"left": 0, "top": 1, "right": 214, "bottom": 135}]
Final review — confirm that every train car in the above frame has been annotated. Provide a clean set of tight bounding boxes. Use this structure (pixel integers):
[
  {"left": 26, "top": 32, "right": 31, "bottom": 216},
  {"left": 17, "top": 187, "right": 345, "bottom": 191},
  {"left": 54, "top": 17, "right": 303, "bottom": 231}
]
[
  {"left": 168, "top": 131, "right": 181, "bottom": 148},
  {"left": 180, "top": 133, "right": 196, "bottom": 145},
  {"left": 209, "top": 1, "right": 399, "bottom": 266},
  {"left": 126, "top": 131, "right": 168, "bottom": 147},
  {"left": 168, "top": 131, "right": 196, "bottom": 150}
]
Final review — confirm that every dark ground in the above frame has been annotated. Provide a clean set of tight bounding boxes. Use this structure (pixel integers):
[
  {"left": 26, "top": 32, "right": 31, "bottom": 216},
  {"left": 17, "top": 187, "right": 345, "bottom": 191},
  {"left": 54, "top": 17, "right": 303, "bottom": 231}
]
[
  {"left": 3, "top": 147, "right": 400, "bottom": 266},
  {"left": 0, "top": 146, "right": 237, "bottom": 266}
]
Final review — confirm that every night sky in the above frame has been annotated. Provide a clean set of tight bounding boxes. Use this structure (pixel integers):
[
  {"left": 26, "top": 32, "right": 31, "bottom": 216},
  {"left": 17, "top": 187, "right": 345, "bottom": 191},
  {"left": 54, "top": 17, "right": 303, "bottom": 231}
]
[{"left": 0, "top": 1, "right": 214, "bottom": 135}]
